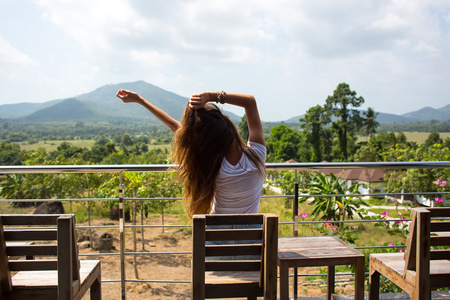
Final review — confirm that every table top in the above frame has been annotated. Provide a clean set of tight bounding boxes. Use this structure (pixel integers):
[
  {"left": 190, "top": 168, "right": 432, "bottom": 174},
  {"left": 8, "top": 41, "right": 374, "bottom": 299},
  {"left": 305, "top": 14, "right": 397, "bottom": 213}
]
[{"left": 278, "top": 235, "right": 364, "bottom": 262}]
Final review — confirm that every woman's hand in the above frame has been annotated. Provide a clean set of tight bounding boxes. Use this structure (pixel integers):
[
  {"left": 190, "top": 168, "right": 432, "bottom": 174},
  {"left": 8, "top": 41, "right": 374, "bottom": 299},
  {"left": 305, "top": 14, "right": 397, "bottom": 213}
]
[
  {"left": 189, "top": 92, "right": 214, "bottom": 109},
  {"left": 116, "top": 89, "right": 142, "bottom": 103}
]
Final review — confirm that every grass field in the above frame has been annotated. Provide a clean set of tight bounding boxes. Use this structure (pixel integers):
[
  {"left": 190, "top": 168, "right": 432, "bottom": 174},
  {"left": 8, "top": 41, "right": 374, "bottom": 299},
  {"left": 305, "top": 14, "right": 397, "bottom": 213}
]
[
  {"left": 359, "top": 131, "right": 450, "bottom": 144},
  {"left": 14, "top": 140, "right": 172, "bottom": 152}
]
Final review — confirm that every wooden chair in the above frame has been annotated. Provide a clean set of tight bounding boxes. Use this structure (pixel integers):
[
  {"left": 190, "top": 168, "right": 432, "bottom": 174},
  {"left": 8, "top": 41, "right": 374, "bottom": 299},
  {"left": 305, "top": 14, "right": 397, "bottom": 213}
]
[
  {"left": 0, "top": 214, "right": 101, "bottom": 300},
  {"left": 191, "top": 213, "right": 278, "bottom": 300},
  {"left": 369, "top": 207, "right": 450, "bottom": 300}
]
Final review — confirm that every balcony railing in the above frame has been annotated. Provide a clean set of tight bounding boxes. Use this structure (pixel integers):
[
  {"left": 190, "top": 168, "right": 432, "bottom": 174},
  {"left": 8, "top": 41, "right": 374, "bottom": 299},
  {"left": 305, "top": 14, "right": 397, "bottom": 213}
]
[{"left": 1, "top": 161, "right": 449, "bottom": 299}]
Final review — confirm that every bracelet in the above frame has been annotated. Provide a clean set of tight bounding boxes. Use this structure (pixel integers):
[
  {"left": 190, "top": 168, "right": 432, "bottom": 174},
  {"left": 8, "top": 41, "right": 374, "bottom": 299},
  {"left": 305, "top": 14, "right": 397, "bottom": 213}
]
[{"left": 216, "top": 91, "right": 227, "bottom": 104}]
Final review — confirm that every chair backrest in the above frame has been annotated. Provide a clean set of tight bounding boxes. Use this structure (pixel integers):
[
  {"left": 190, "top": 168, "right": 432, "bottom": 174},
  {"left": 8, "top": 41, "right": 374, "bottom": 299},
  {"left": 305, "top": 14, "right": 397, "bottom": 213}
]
[
  {"left": 0, "top": 214, "right": 79, "bottom": 297},
  {"left": 192, "top": 213, "right": 278, "bottom": 298},
  {"left": 404, "top": 207, "right": 450, "bottom": 278}
]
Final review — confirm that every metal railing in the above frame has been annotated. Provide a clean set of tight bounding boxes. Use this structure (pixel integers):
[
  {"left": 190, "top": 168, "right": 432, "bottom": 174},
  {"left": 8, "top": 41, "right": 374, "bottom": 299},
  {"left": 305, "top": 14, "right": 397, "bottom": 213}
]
[{"left": 1, "top": 161, "right": 450, "bottom": 299}]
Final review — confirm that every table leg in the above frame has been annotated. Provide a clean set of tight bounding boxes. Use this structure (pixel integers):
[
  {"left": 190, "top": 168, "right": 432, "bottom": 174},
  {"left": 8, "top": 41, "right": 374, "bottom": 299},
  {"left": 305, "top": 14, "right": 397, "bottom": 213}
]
[
  {"left": 355, "top": 257, "right": 365, "bottom": 300},
  {"left": 279, "top": 263, "right": 289, "bottom": 300},
  {"left": 327, "top": 265, "right": 335, "bottom": 300}
]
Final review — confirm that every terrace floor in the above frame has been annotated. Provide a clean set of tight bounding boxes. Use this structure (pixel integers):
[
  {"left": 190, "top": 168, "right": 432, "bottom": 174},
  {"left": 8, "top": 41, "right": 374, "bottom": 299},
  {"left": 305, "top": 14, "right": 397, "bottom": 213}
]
[{"left": 293, "top": 291, "right": 450, "bottom": 299}]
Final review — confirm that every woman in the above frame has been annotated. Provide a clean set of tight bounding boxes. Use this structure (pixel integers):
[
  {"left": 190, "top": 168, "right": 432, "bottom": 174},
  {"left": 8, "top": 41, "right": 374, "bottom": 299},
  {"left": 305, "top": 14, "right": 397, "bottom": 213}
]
[{"left": 116, "top": 89, "right": 266, "bottom": 218}]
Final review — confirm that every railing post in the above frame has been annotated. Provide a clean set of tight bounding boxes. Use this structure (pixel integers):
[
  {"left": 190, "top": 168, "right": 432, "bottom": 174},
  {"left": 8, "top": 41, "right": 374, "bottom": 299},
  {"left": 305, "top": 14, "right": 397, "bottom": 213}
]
[
  {"left": 119, "top": 172, "right": 126, "bottom": 300},
  {"left": 293, "top": 169, "right": 299, "bottom": 299}
]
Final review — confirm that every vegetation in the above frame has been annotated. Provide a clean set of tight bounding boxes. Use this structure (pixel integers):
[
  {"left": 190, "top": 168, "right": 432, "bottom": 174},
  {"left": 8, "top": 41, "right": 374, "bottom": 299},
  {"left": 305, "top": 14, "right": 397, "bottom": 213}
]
[{"left": 1, "top": 81, "right": 450, "bottom": 295}]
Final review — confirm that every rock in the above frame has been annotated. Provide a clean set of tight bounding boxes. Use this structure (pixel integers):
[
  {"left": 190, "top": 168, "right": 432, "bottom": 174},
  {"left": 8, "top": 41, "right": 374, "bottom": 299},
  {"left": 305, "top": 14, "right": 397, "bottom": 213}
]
[
  {"left": 78, "top": 241, "right": 91, "bottom": 250},
  {"left": 33, "top": 201, "right": 64, "bottom": 214},
  {"left": 91, "top": 231, "right": 114, "bottom": 251}
]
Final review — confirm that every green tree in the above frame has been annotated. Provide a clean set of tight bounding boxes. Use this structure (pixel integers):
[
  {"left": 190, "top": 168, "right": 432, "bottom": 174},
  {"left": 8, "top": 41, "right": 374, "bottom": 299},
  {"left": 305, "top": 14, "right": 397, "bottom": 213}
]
[
  {"left": 326, "top": 83, "right": 365, "bottom": 160},
  {"left": 238, "top": 115, "right": 249, "bottom": 141},
  {"left": 266, "top": 125, "right": 301, "bottom": 162},
  {"left": 299, "top": 105, "right": 331, "bottom": 162},
  {"left": 423, "top": 132, "right": 443, "bottom": 148},
  {"left": 0, "top": 142, "right": 23, "bottom": 165},
  {"left": 363, "top": 107, "right": 380, "bottom": 141}
]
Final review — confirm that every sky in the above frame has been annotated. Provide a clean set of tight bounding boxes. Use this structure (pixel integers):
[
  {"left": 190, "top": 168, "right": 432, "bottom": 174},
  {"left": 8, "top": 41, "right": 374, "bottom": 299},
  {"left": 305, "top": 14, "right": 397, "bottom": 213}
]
[{"left": 0, "top": 0, "right": 449, "bottom": 122}]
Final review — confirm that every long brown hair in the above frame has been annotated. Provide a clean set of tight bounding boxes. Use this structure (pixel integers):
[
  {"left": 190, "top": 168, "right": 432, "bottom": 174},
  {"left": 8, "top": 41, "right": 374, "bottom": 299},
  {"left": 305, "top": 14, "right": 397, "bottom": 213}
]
[{"left": 172, "top": 103, "right": 264, "bottom": 218}]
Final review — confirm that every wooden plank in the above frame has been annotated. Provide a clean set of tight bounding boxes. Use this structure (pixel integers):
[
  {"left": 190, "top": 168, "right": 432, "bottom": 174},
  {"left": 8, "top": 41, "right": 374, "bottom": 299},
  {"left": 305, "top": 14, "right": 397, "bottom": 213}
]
[
  {"left": 204, "top": 281, "right": 262, "bottom": 298},
  {"left": 9, "top": 260, "right": 57, "bottom": 271},
  {"left": 0, "top": 217, "right": 12, "bottom": 293},
  {"left": 430, "top": 235, "right": 450, "bottom": 246},
  {"left": 264, "top": 214, "right": 278, "bottom": 300},
  {"left": 431, "top": 221, "right": 450, "bottom": 232},
  {"left": 430, "top": 250, "right": 450, "bottom": 260},
  {"left": 205, "top": 244, "right": 261, "bottom": 256},
  {"left": 427, "top": 207, "right": 450, "bottom": 218},
  {"left": 1, "top": 215, "right": 60, "bottom": 226},
  {"left": 191, "top": 215, "right": 206, "bottom": 300},
  {"left": 204, "top": 214, "right": 263, "bottom": 226},
  {"left": 405, "top": 209, "right": 417, "bottom": 271},
  {"left": 4, "top": 229, "right": 57, "bottom": 241},
  {"left": 206, "top": 229, "right": 262, "bottom": 241},
  {"left": 206, "top": 261, "right": 261, "bottom": 271},
  {"left": 58, "top": 214, "right": 73, "bottom": 299},
  {"left": 6, "top": 244, "right": 57, "bottom": 257},
  {"left": 416, "top": 208, "right": 431, "bottom": 299}
]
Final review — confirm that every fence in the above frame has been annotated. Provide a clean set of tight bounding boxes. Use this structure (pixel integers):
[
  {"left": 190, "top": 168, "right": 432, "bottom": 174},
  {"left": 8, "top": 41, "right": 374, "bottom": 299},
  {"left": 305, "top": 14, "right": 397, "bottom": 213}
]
[{"left": 1, "top": 161, "right": 450, "bottom": 299}]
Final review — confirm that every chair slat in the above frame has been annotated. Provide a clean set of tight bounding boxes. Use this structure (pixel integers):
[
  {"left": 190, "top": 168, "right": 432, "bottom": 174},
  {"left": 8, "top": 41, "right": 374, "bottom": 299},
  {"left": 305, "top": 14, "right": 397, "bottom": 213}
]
[
  {"left": 0, "top": 215, "right": 60, "bottom": 226},
  {"left": 206, "top": 244, "right": 262, "bottom": 257},
  {"left": 430, "top": 235, "right": 450, "bottom": 247},
  {"left": 206, "top": 261, "right": 261, "bottom": 271},
  {"left": 430, "top": 249, "right": 450, "bottom": 260},
  {"left": 427, "top": 208, "right": 450, "bottom": 218},
  {"left": 7, "top": 245, "right": 57, "bottom": 257},
  {"left": 206, "top": 229, "right": 262, "bottom": 241},
  {"left": 431, "top": 221, "right": 450, "bottom": 232},
  {"left": 204, "top": 214, "right": 263, "bottom": 226},
  {"left": 4, "top": 229, "right": 57, "bottom": 241},
  {"left": 9, "top": 259, "right": 57, "bottom": 271}
]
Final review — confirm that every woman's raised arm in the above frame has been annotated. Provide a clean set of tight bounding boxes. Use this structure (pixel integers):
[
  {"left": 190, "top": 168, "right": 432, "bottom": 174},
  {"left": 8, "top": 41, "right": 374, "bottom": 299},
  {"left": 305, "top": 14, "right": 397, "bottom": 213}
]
[
  {"left": 116, "top": 89, "right": 181, "bottom": 132},
  {"left": 189, "top": 92, "right": 264, "bottom": 145}
]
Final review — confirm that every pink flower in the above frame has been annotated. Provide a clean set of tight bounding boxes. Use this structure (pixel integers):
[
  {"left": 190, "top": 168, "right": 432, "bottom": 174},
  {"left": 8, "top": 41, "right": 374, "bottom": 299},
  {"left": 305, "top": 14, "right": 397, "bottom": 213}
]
[
  {"left": 440, "top": 181, "right": 447, "bottom": 187},
  {"left": 398, "top": 249, "right": 405, "bottom": 253},
  {"left": 301, "top": 213, "right": 308, "bottom": 218},
  {"left": 388, "top": 241, "right": 393, "bottom": 247},
  {"left": 381, "top": 211, "right": 390, "bottom": 217},
  {"left": 435, "top": 197, "right": 444, "bottom": 204},
  {"left": 434, "top": 179, "right": 441, "bottom": 185}
]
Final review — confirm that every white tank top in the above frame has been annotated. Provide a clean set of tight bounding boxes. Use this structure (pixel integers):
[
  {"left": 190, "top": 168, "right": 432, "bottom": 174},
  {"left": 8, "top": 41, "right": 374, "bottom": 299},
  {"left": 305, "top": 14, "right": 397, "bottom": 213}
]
[{"left": 212, "top": 142, "right": 266, "bottom": 214}]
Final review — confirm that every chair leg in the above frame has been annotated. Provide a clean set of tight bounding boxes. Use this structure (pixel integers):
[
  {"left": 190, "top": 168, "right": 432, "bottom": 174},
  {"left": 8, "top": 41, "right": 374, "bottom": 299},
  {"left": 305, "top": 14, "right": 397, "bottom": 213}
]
[
  {"left": 368, "top": 268, "right": 380, "bottom": 300},
  {"left": 90, "top": 276, "right": 102, "bottom": 300}
]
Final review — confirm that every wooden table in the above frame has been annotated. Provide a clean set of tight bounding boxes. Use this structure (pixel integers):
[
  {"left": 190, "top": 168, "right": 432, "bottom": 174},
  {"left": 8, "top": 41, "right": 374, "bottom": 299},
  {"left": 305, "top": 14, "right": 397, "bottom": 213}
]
[{"left": 278, "top": 236, "right": 365, "bottom": 300}]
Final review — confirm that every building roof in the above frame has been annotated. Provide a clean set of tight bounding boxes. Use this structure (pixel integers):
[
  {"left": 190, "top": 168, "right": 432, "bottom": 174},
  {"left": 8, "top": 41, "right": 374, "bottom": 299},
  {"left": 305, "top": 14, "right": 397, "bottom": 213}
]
[{"left": 314, "top": 168, "right": 385, "bottom": 183}]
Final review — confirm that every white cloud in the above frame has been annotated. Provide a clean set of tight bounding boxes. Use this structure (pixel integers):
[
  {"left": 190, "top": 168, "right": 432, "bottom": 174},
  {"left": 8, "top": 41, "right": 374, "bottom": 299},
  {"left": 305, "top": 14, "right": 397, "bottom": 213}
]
[
  {"left": 0, "top": 35, "right": 39, "bottom": 79},
  {"left": 0, "top": 0, "right": 450, "bottom": 120}
]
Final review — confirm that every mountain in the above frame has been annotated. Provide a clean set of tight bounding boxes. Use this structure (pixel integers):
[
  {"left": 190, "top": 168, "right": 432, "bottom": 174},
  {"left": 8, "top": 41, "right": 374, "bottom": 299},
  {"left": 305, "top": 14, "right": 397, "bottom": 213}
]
[
  {"left": 74, "top": 81, "right": 188, "bottom": 122},
  {"left": 286, "top": 109, "right": 438, "bottom": 125},
  {"left": 0, "top": 81, "right": 447, "bottom": 124},
  {"left": 25, "top": 98, "right": 99, "bottom": 122},
  {"left": 0, "top": 99, "right": 64, "bottom": 118},
  {"left": 401, "top": 105, "right": 450, "bottom": 122}
]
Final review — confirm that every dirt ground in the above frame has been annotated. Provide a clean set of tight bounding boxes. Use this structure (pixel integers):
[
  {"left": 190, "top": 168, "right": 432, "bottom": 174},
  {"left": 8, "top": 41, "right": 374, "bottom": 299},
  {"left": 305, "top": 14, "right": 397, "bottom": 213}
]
[{"left": 78, "top": 216, "right": 357, "bottom": 300}]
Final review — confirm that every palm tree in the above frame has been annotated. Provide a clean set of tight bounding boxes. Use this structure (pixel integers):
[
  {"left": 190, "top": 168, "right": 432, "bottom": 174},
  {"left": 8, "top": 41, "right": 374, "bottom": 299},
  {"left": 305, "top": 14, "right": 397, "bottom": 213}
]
[{"left": 363, "top": 107, "right": 380, "bottom": 141}]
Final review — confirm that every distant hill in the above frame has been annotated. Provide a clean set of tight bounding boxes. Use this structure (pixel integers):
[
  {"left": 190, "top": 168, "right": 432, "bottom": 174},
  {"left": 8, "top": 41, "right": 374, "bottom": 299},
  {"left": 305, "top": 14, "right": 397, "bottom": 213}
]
[
  {"left": 0, "top": 81, "right": 240, "bottom": 123},
  {"left": 286, "top": 108, "right": 445, "bottom": 125},
  {"left": 26, "top": 98, "right": 99, "bottom": 122},
  {"left": 401, "top": 105, "right": 450, "bottom": 122},
  {"left": 0, "top": 81, "right": 447, "bottom": 124}
]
